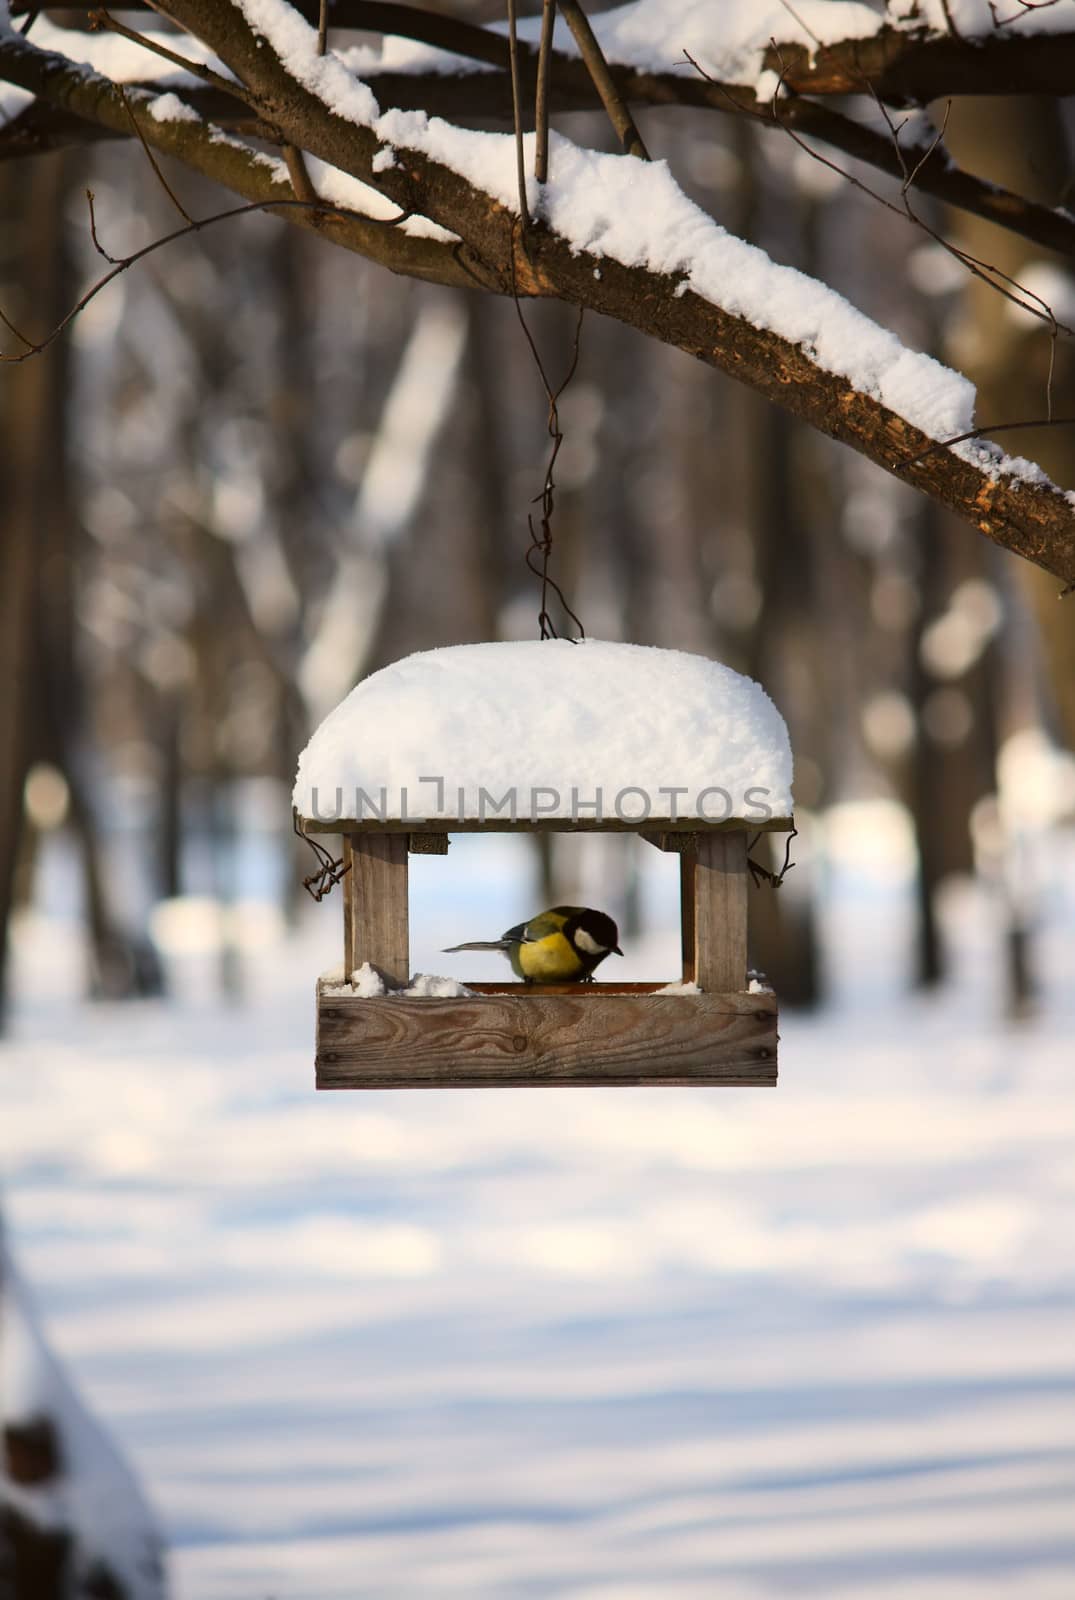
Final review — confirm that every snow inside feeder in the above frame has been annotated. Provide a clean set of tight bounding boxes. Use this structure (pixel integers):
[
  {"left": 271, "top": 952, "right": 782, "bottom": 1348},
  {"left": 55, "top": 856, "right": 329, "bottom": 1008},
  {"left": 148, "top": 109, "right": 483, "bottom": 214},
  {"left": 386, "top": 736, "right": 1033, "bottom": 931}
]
[{"left": 294, "top": 640, "right": 792, "bottom": 1089}]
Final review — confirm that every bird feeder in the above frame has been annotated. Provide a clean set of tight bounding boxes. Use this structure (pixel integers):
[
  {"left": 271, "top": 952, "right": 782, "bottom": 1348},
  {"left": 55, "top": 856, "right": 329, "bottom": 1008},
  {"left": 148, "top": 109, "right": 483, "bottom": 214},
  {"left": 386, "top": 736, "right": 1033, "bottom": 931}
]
[{"left": 294, "top": 641, "right": 793, "bottom": 1089}]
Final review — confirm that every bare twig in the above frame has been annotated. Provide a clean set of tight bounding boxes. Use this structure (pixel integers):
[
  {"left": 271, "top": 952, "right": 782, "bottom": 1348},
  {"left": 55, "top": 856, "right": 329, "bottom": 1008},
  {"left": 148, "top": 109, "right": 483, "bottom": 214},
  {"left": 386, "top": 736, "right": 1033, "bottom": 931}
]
[
  {"left": 939, "top": 1, "right": 965, "bottom": 39},
  {"left": 899, "top": 415, "right": 1075, "bottom": 468},
  {"left": 0, "top": 193, "right": 412, "bottom": 364},
  {"left": 4, "top": 1, "right": 1075, "bottom": 585},
  {"left": 86, "top": 187, "right": 122, "bottom": 263},
  {"left": 535, "top": 0, "right": 556, "bottom": 185},
  {"left": 117, "top": 82, "right": 193, "bottom": 223},
  {"left": 989, "top": 0, "right": 1065, "bottom": 29},
  {"left": 16, "top": 1, "right": 1075, "bottom": 97},
  {"left": 747, "top": 41, "right": 1074, "bottom": 341},
  {"left": 283, "top": 143, "right": 319, "bottom": 205},
  {"left": 868, "top": 85, "right": 1063, "bottom": 412},
  {"left": 318, "top": 0, "right": 329, "bottom": 54},
  {"left": 8, "top": 9, "right": 1075, "bottom": 257},
  {"left": 89, "top": 7, "right": 253, "bottom": 104},
  {"left": 506, "top": 0, "right": 530, "bottom": 224},
  {"left": 558, "top": 0, "right": 648, "bottom": 159},
  {"left": 670, "top": 49, "right": 1075, "bottom": 263}
]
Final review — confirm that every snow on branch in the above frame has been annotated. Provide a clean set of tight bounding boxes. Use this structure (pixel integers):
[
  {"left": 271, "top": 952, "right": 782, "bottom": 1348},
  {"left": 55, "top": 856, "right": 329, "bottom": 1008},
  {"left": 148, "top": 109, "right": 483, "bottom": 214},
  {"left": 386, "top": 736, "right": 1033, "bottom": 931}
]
[
  {"left": 0, "top": 27, "right": 474, "bottom": 294},
  {"left": 5, "top": 8, "right": 1075, "bottom": 266},
  {"left": 140, "top": 0, "right": 1075, "bottom": 586},
  {"left": 3, "top": 0, "right": 1075, "bottom": 585}
]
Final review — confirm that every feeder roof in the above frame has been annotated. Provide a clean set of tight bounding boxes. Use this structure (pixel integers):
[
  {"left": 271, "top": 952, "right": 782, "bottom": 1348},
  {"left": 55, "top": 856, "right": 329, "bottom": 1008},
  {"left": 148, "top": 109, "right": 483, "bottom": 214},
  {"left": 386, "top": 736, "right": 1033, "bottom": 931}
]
[{"left": 294, "top": 639, "right": 792, "bottom": 829}]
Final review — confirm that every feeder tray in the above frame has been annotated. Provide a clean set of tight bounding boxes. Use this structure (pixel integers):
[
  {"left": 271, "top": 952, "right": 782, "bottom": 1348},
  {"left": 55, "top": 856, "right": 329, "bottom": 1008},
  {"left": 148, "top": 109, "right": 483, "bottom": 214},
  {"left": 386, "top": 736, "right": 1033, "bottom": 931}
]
[
  {"left": 298, "top": 819, "right": 784, "bottom": 1088},
  {"left": 294, "top": 640, "right": 791, "bottom": 1089}
]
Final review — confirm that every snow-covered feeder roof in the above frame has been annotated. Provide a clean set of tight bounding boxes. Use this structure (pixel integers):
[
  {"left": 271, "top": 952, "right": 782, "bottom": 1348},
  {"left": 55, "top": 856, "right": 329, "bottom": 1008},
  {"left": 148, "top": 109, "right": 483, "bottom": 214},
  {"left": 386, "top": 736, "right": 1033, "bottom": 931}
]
[{"left": 294, "top": 640, "right": 792, "bottom": 830}]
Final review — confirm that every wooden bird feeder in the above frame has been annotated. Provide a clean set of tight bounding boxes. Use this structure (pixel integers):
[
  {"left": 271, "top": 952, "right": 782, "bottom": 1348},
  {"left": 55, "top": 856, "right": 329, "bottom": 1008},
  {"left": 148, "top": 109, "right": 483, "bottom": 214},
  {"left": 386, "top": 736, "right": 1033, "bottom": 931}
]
[{"left": 294, "top": 641, "right": 792, "bottom": 1090}]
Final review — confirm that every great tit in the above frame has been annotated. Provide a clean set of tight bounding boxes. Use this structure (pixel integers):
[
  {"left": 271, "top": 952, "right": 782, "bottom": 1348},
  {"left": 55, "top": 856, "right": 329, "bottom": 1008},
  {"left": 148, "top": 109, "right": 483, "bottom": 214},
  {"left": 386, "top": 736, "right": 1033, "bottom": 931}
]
[{"left": 444, "top": 905, "right": 623, "bottom": 983}]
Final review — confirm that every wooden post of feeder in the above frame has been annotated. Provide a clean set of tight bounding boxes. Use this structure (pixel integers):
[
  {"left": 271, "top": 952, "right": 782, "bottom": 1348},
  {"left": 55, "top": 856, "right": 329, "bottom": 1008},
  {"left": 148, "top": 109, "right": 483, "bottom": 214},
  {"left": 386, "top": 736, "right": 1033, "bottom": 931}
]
[
  {"left": 690, "top": 832, "right": 748, "bottom": 992},
  {"left": 342, "top": 832, "right": 409, "bottom": 988}
]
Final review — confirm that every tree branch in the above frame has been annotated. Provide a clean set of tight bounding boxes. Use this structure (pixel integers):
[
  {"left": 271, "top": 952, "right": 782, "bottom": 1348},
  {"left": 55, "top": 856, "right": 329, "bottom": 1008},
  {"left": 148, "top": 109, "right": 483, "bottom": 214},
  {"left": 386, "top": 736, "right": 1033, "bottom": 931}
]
[
  {"left": 557, "top": 0, "right": 649, "bottom": 160},
  {"left": 354, "top": 64, "right": 1075, "bottom": 263},
  {"left": 13, "top": 1, "right": 1075, "bottom": 98},
  {"left": 755, "top": 22, "right": 1075, "bottom": 100},
  {"left": 6, "top": 7, "right": 1075, "bottom": 262},
  {"left": 0, "top": 32, "right": 481, "bottom": 290},
  {"left": 9, "top": 54, "right": 1075, "bottom": 265},
  {"left": 126, "top": 0, "right": 1075, "bottom": 586},
  {"left": 6, "top": 5, "right": 1075, "bottom": 585}
]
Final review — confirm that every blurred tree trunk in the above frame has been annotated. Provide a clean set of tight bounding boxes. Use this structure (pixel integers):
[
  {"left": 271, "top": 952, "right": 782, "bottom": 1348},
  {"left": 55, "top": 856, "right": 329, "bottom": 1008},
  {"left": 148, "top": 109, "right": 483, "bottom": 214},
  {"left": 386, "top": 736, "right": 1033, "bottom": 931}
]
[
  {"left": 739, "top": 393, "right": 823, "bottom": 1007},
  {"left": 727, "top": 124, "right": 823, "bottom": 1007},
  {"left": 461, "top": 290, "right": 510, "bottom": 644},
  {"left": 0, "top": 163, "right": 54, "bottom": 1018},
  {"left": 940, "top": 97, "right": 1073, "bottom": 1011},
  {"left": 1, "top": 153, "right": 170, "bottom": 1012},
  {"left": 944, "top": 98, "right": 1075, "bottom": 753}
]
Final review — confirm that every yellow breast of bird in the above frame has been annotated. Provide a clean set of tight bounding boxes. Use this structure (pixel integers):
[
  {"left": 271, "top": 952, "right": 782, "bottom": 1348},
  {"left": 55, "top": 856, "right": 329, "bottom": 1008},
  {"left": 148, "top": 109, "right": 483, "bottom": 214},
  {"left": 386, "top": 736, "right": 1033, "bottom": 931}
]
[{"left": 516, "top": 930, "right": 584, "bottom": 982}]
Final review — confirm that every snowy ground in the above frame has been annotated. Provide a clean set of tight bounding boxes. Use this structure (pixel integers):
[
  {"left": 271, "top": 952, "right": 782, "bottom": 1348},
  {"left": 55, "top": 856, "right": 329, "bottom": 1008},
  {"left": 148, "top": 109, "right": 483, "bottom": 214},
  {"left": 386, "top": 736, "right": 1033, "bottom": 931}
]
[{"left": 2, "top": 815, "right": 1074, "bottom": 1598}]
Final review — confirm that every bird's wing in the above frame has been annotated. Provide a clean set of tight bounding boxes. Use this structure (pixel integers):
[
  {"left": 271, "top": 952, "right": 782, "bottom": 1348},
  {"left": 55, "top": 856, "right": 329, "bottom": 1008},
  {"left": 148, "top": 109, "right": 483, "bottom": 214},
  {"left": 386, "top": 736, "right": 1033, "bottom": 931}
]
[
  {"left": 518, "top": 910, "right": 572, "bottom": 942},
  {"left": 442, "top": 939, "right": 511, "bottom": 953},
  {"left": 501, "top": 919, "right": 534, "bottom": 944}
]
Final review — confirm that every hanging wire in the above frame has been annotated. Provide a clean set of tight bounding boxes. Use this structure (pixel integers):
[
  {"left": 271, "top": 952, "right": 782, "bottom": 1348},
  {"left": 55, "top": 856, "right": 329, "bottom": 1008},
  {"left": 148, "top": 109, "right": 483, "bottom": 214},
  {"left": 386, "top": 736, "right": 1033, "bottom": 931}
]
[
  {"left": 505, "top": 0, "right": 586, "bottom": 641},
  {"left": 512, "top": 289, "right": 587, "bottom": 639},
  {"left": 293, "top": 811, "right": 351, "bottom": 901},
  {"left": 746, "top": 824, "right": 798, "bottom": 890}
]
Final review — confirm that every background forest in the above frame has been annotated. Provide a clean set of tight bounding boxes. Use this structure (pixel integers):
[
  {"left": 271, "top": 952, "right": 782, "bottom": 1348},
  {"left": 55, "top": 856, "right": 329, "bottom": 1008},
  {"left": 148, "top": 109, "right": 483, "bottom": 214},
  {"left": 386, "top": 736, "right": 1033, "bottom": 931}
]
[
  {"left": 3, "top": 35, "right": 1075, "bottom": 1017},
  {"left": 2, "top": 6, "right": 1075, "bottom": 1597}
]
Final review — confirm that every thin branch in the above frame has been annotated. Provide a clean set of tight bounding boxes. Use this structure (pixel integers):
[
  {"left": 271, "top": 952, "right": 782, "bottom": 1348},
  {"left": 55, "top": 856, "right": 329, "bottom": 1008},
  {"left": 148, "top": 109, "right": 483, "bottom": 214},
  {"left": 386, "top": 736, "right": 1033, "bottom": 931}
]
[
  {"left": 506, "top": 0, "right": 530, "bottom": 225},
  {"left": 557, "top": 0, "right": 649, "bottom": 159},
  {"left": 7, "top": 18, "right": 1075, "bottom": 260},
  {"left": 773, "top": 5, "right": 1071, "bottom": 411},
  {"left": 0, "top": 31, "right": 475, "bottom": 288},
  {"left": 15, "top": 2, "right": 1075, "bottom": 98},
  {"left": 989, "top": 0, "right": 1066, "bottom": 30},
  {"left": 939, "top": 0, "right": 965, "bottom": 39},
  {"left": 86, "top": 188, "right": 121, "bottom": 264},
  {"left": 4, "top": 5, "right": 1075, "bottom": 587},
  {"left": 1, "top": 193, "right": 415, "bottom": 364},
  {"left": 97, "top": 0, "right": 1075, "bottom": 587},
  {"left": 534, "top": 0, "right": 555, "bottom": 185},
  {"left": 88, "top": 6, "right": 253, "bottom": 104},
  {"left": 283, "top": 142, "right": 319, "bottom": 205},
  {"left": 117, "top": 81, "right": 193, "bottom": 223},
  {"left": 747, "top": 44, "right": 1074, "bottom": 339},
  {"left": 899, "top": 416, "right": 1075, "bottom": 468},
  {"left": 318, "top": 0, "right": 328, "bottom": 55},
  {"left": 317, "top": 56, "right": 1075, "bottom": 262},
  {"left": 867, "top": 85, "right": 1062, "bottom": 413}
]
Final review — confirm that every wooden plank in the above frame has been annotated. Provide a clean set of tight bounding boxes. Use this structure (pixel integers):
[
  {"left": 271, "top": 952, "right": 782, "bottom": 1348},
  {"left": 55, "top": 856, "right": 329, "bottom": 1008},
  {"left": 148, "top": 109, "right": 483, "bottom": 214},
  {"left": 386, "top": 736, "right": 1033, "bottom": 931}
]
[
  {"left": 298, "top": 814, "right": 794, "bottom": 837},
  {"left": 409, "top": 833, "right": 450, "bottom": 854},
  {"left": 344, "top": 832, "right": 409, "bottom": 989},
  {"left": 639, "top": 830, "right": 700, "bottom": 853},
  {"left": 693, "top": 832, "right": 748, "bottom": 992},
  {"left": 680, "top": 851, "right": 696, "bottom": 984},
  {"left": 465, "top": 981, "right": 677, "bottom": 995},
  {"left": 316, "top": 985, "right": 777, "bottom": 1088}
]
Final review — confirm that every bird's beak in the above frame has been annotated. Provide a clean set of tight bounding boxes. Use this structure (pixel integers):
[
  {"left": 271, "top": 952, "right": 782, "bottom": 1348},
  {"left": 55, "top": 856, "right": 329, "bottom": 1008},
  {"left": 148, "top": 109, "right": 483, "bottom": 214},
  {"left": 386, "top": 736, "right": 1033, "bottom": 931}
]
[{"left": 613, "top": 945, "right": 623, "bottom": 957}]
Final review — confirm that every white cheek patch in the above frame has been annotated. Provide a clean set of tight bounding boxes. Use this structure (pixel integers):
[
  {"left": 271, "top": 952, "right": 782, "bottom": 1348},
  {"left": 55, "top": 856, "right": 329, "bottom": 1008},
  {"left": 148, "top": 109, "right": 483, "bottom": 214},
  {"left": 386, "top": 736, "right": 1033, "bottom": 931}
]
[{"left": 574, "top": 928, "right": 605, "bottom": 956}]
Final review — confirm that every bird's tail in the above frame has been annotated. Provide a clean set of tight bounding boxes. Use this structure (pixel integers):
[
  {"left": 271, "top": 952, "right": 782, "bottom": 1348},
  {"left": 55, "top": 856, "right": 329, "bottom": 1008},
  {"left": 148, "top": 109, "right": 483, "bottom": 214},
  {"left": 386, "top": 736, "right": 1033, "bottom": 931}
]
[{"left": 442, "top": 939, "right": 510, "bottom": 953}]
